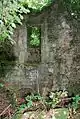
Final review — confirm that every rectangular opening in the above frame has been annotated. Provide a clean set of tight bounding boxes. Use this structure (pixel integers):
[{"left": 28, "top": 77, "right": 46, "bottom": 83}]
[{"left": 27, "top": 26, "right": 41, "bottom": 63}]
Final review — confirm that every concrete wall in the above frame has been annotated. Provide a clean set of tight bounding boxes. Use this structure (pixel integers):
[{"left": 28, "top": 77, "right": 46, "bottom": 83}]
[{"left": 4, "top": 1, "right": 80, "bottom": 96}]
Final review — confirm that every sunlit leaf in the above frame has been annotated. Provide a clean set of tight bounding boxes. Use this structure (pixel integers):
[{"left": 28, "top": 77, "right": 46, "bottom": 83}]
[{"left": 11, "top": 23, "right": 16, "bottom": 28}]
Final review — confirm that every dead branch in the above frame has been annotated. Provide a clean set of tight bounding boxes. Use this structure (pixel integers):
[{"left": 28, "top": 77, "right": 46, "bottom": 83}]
[{"left": 0, "top": 104, "right": 11, "bottom": 116}]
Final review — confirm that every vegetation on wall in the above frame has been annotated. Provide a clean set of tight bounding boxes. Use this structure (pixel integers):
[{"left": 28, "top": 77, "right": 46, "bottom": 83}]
[
  {"left": 20, "top": 0, "right": 52, "bottom": 11},
  {"left": 28, "top": 27, "right": 41, "bottom": 47},
  {"left": 0, "top": 0, "right": 51, "bottom": 77},
  {"left": 64, "top": 0, "right": 80, "bottom": 20},
  {"left": 0, "top": 0, "right": 30, "bottom": 42},
  {"left": 0, "top": 0, "right": 51, "bottom": 43},
  {"left": 0, "top": 0, "right": 80, "bottom": 43},
  {"left": 0, "top": 0, "right": 79, "bottom": 76}
]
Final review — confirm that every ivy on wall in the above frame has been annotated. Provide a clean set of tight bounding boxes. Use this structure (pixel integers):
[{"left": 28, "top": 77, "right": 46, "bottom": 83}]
[
  {"left": 0, "top": 0, "right": 80, "bottom": 43},
  {"left": 0, "top": 0, "right": 51, "bottom": 43}
]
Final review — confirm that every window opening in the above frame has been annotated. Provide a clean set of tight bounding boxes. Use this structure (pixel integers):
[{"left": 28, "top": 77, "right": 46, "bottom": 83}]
[{"left": 27, "top": 26, "right": 41, "bottom": 63}]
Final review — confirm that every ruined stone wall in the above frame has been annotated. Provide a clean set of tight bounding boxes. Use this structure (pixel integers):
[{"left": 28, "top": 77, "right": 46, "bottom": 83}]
[
  {"left": 3, "top": 2, "right": 80, "bottom": 96},
  {"left": 46, "top": 4, "right": 80, "bottom": 94}
]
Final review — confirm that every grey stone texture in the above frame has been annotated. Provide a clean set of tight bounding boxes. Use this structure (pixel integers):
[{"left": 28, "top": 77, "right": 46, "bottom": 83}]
[{"left": 4, "top": 1, "right": 80, "bottom": 96}]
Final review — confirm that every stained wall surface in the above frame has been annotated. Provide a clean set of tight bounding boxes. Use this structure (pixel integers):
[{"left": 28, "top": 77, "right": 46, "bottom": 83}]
[{"left": 4, "top": 1, "right": 80, "bottom": 96}]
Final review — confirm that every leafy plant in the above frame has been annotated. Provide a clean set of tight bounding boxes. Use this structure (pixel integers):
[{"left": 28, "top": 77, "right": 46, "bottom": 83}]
[
  {"left": 20, "top": 0, "right": 52, "bottom": 11},
  {"left": 25, "top": 93, "right": 43, "bottom": 102},
  {"left": 0, "top": 82, "right": 4, "bottom": 88},
  {"left": 0, "top": 0, "right": 52, "bottom": 43},
  {"left": 18, "top": 104, "right": 27, "bottom": 111},
  {"left": 29, "top": 27, "right": 41, "bottom": 47},
  {"left": 0, "top": 0, "right": 30, "bottom": 42},
  {"left": 18, "top": 93, "right": 43, "bottom": 112},
  {"left": 45, "top": 91, "right": 61, "bottom": 108},
  {"left": 45, "top": 90, "right": 68, "bottom": 109},
  {"left": 72, "top": 95, "right": 80, "bottom": 110}
]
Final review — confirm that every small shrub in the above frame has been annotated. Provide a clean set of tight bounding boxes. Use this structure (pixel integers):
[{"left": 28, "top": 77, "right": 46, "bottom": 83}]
[
  {"left": 17, "top": 93, "right": 43, "bottom": 112},
  {"left": 72, "top": 95, "right": 80, "bottom": 110},
  {"left": 45, "top": 90, "right": 69, "bottom": 109}
]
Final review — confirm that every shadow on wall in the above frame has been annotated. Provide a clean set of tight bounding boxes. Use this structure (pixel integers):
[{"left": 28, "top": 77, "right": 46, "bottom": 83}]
[
  {"left": 68, "top": 80, "right": 80, "bottom": 95},
  {"left": 0, "top": 40, "right": 17, "bottom": 77}
]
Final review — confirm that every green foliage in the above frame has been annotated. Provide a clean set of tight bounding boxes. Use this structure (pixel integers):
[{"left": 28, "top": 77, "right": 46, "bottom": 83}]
[
  {"left": 25, "top": 93, "right": 43, "bottom": 109},
  {"left": 72, "top": 95, "right": 80, "bottom": 110},
  {"left": 30, "top": 27, "right": 40, "bottom": 46},
  {"left": 63, "top": 0, "right": 80, "bottom": 20},
  {"left": 0, "top": 0, "right": 30, "bottom": 42},
  {"left": 18, "top": 103, "right": 27, "bottom": 111},
  {"left": 0, "top": 0, "right": 51, "bottom": 42},
  {"left": 45, "top": 91, "right": 68, "bottom": 108},
  {"left": 19, "top": 0, "right": 52, "bottom": 11},
  {"left": 0, "top": 82, "right": 4, "bottom": 88},
  {"left": 54, "top": 108, "right": 68, "bottom": 119},
  {"left": 12, "top": 92, "right": 80, "bottom": 119},
  {"left": 18, "top": 93, "right": 43, "bottom": 112},
  {"left": 0, "top": 0, "right": 79, "bottom": 43},
  {"left": 0, "top": 0, "right": 80, "bottom": 43},
  {"left": 25, "top": 93, "right": 43, "bottom": 101}
]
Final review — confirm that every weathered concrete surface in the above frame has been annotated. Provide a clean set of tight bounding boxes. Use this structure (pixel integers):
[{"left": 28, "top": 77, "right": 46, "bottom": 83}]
[{"left": 2, "top": 1, "right": 80, "bottom": 96}]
